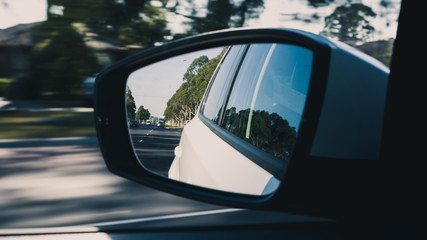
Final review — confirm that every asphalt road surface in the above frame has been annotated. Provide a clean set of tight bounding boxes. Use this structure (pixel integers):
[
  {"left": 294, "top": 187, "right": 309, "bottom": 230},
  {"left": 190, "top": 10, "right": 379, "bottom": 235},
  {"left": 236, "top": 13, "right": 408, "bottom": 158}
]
[
  {"left": 129, "top": 125, "right": 182, "bottom": 177},
  {"left": 0, "top": 138, "right": 220, "bottom": 229}
]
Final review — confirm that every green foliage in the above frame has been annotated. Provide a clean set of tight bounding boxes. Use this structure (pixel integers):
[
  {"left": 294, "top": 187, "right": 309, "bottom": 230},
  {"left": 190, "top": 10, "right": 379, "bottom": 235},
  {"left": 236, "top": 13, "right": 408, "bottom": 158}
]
[
  {"left": 27, "top": 22, "right": 99, "bottom": 97},
  {"left": 321, "top": 3, "right": 377, "bottom": 41},
  {"left": 17, "top": 0, "right": 171, "bottom": 99},
  {"left": 135, "top": 105, "right": 151, "bottom": 121},
  {"left": 47, "top": 0, "right": 170, "bottom": 47},
  {"left": 48, "top": 0, "right": 170, "bottom": 47},
  {"left": 126, "top": 89, "right": 136, "bottom": 120},
  {"left": 164, "top": 49, "right": 226, "bottom": 124},
  {"left": 183, "top": 56, "right": 209, "bottom": 82}
]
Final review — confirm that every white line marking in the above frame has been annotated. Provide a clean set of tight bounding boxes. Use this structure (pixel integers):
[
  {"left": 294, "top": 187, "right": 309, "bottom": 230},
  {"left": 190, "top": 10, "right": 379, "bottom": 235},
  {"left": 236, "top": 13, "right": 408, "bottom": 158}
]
[{"left": 80, "top": 208, "right": 244, "bottom": 227}]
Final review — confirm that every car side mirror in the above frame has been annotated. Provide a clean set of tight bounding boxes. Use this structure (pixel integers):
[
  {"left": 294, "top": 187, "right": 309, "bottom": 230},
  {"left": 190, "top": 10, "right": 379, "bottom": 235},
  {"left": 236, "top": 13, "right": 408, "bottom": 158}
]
[{"left": 95, "top": 28, "right": 389, "bottom": 216}]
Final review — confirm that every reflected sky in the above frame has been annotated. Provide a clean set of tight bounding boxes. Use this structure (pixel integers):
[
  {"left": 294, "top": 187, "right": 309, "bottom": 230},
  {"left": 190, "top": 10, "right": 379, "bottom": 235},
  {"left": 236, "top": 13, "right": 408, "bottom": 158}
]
[{"left": 127, "top": 47, "right": 223, "bottom": 117}]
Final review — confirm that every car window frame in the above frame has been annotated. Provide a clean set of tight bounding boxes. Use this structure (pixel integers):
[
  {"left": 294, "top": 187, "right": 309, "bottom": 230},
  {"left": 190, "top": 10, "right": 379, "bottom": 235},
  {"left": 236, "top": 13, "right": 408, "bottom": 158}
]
[{"left": 199, "top": 45, "right": 247, "bottom": 123}]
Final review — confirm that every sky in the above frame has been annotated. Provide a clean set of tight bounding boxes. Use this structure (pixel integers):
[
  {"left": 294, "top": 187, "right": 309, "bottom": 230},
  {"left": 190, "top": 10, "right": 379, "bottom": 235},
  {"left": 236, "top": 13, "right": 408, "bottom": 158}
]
[{"left": 0, "top": 0, "right": 47, "bottom": 29}]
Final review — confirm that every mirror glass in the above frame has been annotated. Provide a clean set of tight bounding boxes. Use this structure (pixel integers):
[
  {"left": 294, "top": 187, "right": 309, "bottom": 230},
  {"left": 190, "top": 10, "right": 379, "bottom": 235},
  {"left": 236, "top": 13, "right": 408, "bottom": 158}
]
[{"left": 126, "top": 43, "right": 313, "bottom": 196}]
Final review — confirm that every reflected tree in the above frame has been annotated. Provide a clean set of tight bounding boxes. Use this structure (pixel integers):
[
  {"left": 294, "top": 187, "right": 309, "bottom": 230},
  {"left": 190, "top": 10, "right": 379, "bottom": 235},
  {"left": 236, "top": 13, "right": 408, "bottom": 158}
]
[
  {"left": 222, "top": 107, "right": 297, "bottom": 161},
  {"left": 164, "top": 49, "right": 226, "bottom": 126},
  {"left": 126, "top": 89, "right": 137, "bottom": 120},
  {"left": 136, "top": 105, "right": 151, "bottom": 122}
]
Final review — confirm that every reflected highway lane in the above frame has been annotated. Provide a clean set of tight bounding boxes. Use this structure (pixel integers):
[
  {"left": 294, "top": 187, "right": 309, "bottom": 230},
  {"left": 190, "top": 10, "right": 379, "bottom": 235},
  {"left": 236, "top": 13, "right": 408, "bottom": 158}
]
[{"left": 129, "top": 125, "right": 182, "bottom": 177}]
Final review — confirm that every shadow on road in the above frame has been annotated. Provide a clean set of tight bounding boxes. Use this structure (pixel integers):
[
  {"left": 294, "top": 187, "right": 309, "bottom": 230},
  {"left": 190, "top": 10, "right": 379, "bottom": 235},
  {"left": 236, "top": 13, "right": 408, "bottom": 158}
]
[{"left": 0, "top": 141, "right": 220, "bottom": 228}]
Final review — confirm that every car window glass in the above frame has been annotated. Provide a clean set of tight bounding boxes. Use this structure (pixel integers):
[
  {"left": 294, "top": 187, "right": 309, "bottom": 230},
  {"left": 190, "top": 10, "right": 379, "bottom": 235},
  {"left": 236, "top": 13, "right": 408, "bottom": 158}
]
[
  {"left": 202, "top": 45, "right": 246, "bottom": 123},
  {"left": 221, "top": 43, "right": 313, "bottom": 161}
]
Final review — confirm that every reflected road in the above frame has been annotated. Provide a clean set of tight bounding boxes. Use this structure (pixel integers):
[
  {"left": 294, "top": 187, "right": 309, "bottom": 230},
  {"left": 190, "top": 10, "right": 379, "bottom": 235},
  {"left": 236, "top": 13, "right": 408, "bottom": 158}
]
[
  {"left": 129, "top": 125, "right": 182, "bottom": 177},
  {"left": 0, "top": 139, "right": 219, "bottom": 228}
]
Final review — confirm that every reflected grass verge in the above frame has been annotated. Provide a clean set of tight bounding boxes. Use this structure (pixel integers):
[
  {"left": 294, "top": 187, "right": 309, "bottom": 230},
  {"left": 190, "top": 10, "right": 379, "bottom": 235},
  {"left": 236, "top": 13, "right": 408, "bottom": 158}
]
[
  {"left": 165, "top": 125, "right": 183, "bottom": 130},
  {"left": 0, "top": 111, "right": 96, "bottom": 139}
]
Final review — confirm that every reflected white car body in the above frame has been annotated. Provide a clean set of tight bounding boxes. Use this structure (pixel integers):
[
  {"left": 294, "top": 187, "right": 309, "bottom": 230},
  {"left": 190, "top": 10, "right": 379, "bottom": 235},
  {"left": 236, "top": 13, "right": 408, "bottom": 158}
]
[{"left": 168, "top": 116, "right": 280, "bottom": 195}]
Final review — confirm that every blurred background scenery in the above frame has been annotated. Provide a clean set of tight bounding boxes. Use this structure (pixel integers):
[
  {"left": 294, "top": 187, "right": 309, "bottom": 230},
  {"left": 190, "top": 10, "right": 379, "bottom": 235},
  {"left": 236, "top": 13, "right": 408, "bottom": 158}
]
[{"left": 0, "top": 0, "right": 400, "bottom": 228}]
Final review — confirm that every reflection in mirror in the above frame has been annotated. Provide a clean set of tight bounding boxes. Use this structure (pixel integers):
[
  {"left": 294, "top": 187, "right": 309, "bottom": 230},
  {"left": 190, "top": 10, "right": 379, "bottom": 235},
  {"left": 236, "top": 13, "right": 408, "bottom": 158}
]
[{"left": 126, "top": 44, "right": 313, "bottom": 196}]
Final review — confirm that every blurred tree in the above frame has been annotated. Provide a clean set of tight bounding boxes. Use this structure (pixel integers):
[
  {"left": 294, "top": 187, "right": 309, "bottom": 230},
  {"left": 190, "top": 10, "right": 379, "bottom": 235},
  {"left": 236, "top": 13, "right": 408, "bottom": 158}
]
[
  {"left": 178, "top": 0, "right": 264, "bottom": 35},
  {"left": 136, "top": 105, "right": 151, "bottom": 122},
  {"left": 126, "top": 89, "right": 136, "bottom": 120},
  {"left": 307, "top": 0, "right": 335, "bottom": 8},
  {"left": 320, "top": 3, "right": 377, "bottom": 41},
  {"left": 18, "top": 0, "right": 171, "bottom": 99},
  {"left": 47, "top": 0, "right": 170, "bottom": 46},
  {"left": 27, "top": 22, "right": 99, "bottom": 98}
]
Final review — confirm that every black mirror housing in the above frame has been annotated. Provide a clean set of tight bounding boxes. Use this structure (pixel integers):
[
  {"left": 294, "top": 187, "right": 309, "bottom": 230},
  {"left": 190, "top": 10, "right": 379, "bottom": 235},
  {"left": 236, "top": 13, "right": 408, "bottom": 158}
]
[{"left": 94, "top": 28, "right": 388, "bottom": 219}]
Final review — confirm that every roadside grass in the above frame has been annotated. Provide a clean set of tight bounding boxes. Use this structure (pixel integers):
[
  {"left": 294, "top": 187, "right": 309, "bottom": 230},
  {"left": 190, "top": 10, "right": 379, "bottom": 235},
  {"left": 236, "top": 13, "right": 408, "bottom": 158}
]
[
  {"left": 0, "top": 110, "right": 96, "bottom": 139},
  {"left": 165, "top": 125, "right": 183, "bottom": 130},
  {"left": 0, "top": 78, "right": 13, "bottom": 97}
]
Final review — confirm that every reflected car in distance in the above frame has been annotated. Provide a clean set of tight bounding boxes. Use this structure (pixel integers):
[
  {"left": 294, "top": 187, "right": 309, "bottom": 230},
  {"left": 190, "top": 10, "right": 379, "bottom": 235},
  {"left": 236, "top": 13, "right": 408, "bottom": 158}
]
[
  {"left": 129, "top": 120, "right": 139, "bottom": 128},
  {"left": 157, "top": 120, "right": 165, "bottom": 128}
]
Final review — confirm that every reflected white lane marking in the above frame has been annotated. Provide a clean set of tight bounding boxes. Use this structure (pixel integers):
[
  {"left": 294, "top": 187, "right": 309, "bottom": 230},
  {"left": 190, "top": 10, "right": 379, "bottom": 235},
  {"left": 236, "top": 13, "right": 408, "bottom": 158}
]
[{"left": 146, "top": 128, "right": 155, "bottom": 136}]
